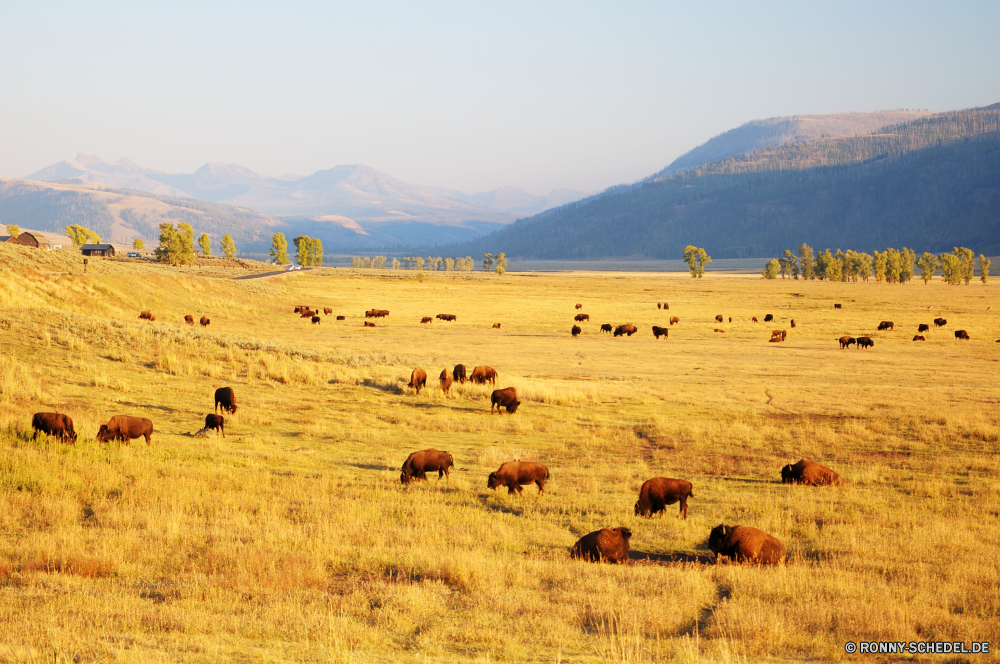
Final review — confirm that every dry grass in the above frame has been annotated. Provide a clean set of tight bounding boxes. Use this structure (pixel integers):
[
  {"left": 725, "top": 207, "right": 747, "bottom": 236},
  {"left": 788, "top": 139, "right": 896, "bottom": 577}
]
[{"left": 0, "top": 246, "right": 998, "bottom": 662}]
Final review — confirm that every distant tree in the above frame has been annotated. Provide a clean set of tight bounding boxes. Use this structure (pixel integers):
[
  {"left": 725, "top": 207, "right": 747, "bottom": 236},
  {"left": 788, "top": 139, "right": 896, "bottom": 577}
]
[
  {"left": 293, "top": 235, "right": 322, "bottom": 267},
  {"left": 979, "top": 254, "right": 990, "bottom": 285},
  {"left": 198, "top": 233, "right": 212, "bottom": 256},
  {"left": 938, "top": 252, "right": 962, "bottom": 284},
  {"left": 483, "top": 253, "right": 494, "bottom": 272},
  {"left": 65, "top": 224, "right": 101, "bottom": 246},
  {"left": 857, "top": 252, "right": 873, "bottom": 282},
  {"left": 133, "top": 238, "right": 145, "bottom": 252},
  {"left": 762, "top": 259, "right": 779, "bottom": 279},
  {"left": 873, "top": 250, "right": 887, "bottom": 283},
  {"left": 391, "top": 257, "right": 400, "bottom": 270},
  {"left": 270, "top": 233, "right": 290, "bottom": 265},
  {"left": 955, "top": 247, "right": 975, "bottom": 284},
  {"left": 220, "top": 234, "right": 236, "bottom": 258},
  {"left": 814, "top": 249, "right": 831, "bottom": 280},
  {"left": 6, "top": 224, "right": 20, "bottom": 237},
  {"left": 885, "top": 248, "right": 901, "bottom": 284},
  {"left": 777, "top": 250, "right": 796, "bottom": 278},
  {"left": 682, "top": 245, "right": 712, "bottom": 277},
  {"left": 311, "top": 238, "right": 324, "bottom": 267},
  {"left": 495, "top": 252, "right": 507, "bottom": 275},
  {"left": 444, "top": 257, "right": 455, "bottom": 271},
  {"left": 917, "top": 252, "right": 939, "bottom": 284},
  {"left": 797, "top": 244, "right": 815, "bottom": 279},
  {"left": 899, "top": 248, "right": 915, "bottom": 283},
  {"left": 414, "top": 256, "right": 425, "bottom": 270},
  {"left": 155, "top": 222, "right": 196, "bottom": 266}
]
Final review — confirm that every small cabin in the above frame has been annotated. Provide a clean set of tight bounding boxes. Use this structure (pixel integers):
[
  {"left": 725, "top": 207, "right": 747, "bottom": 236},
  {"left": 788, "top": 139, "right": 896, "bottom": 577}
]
[{"left": 81, "top": 243, "right": 117, "bottom": 257}]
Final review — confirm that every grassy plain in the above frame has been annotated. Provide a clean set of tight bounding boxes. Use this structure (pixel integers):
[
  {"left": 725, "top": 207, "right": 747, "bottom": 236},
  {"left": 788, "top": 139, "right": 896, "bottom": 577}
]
[{"left": 0, "top": 242, "right": 998, "bottom": 663}]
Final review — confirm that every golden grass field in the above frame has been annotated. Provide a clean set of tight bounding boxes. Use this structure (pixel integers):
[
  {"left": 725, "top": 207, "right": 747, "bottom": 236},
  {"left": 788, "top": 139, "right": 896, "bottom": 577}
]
[{"left": 0, "top": 241, "right": 998, "bottom": 663}]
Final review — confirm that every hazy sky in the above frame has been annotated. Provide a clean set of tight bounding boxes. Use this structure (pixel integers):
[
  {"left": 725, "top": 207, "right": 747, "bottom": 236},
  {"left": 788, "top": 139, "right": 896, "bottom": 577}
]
[{"left": 2, "top": 1, "right": 998, "bottom": 195}]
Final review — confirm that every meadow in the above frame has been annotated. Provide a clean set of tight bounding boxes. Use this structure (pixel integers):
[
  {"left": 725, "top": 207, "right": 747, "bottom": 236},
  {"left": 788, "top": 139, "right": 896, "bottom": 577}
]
[{"left": 0, "top": 241, "right": 998, "bottom": 663}]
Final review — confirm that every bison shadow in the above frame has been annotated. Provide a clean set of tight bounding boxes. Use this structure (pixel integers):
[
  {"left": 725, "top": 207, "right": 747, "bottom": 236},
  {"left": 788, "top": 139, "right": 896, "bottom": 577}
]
[
  {"left": 476, "top": 495, "right": 527, "bottom": 517},
  {"left": 116, "top": 401, "right": 176, "bottom": 413},
  {"left": 628, "top": 550, "right": 715, "bottom": 565}
]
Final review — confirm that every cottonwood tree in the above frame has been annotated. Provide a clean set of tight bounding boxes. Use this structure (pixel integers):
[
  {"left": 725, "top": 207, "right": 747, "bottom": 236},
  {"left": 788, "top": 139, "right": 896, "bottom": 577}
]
[
  {"left": 133, "top": 238, "right": 145, "bottom": 251},
  {"left": 495, "top": 252, "right": 507, "bottom": 275},
  {"left": 483, "top": 253, "right": 494, "bottom": 272},
  {"left": 762, "top": 259, "right": 779, "bottom": 279},
  {"left": 777, "top": 250, "right": 796, "bottom": 278},
  {"left": 220, "top": 235, "right": 236, "bottom": 258},
  {"left": 155, "top": 222, "right": 196, "bottom": 265},
  {"left": 6, "top": 224, "right": 19, "bottom": 237},
  {"left": 917, "top": 252, "right": 939, "bottom": 284},
  {"left": 65, "top": 224, "right": 101, "bottom": 246},
  {"left": 979, "top": 254, "right": 990, "bottom": 285},
  {"left": 955, "top": 247, "right": 975, "bottom": 284},
  {"left": 682, "top": 245, "right": 712, "bottom": 277},
  {"left": 198, "top": 233, "right": 212, "bottom": 256},
  {"left": 797, "top": 244, "right": 815, "bottom": 280},
  {"left": 270, "top": 233, "right": 290, "bottom": 265},
  {"left": 391, "top": 258, "right": 400, "bottom": 269}
]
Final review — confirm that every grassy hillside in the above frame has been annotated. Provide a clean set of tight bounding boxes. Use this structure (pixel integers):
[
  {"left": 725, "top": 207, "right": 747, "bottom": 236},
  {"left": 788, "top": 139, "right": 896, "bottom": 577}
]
[{"left": 1, "top": 247, "right": 998, "bottom": 661}]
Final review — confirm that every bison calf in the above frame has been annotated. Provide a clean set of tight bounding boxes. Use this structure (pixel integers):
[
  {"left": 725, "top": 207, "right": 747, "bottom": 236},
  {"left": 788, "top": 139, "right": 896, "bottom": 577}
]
[
  {"left": 32, "top": 412, "right": 77, "bottom": 444},
  {"left": 400, "top": 449, "right": 455, "bottom": 485},
  {"left": 634, "top": 478, "right": 693, "bottom": 519},
  {"left": 571, "top": 527, "right": 631, "bottom": 563},
  {"left": 97, "top": 415, "right": 153, "bottom": 446},
  {"left": 781, "top": 459, "right": 843, "bottom": 486},
  {"left": 323, "top": 307, "right": 333, "bottom": 315},
  {"left": 487, "top": 461, "right": 549, "bottom": 495},
  {"left": 708, "top": 524, "right": 786, "bottom": 565},
  {"left": 408, "top": 368, "right": 428, "bottom": 395},
  {"left": 490, "top": 387, "right": 520, "bottom": 414},
  {"left": 492, "top": 323, "right": 501, "bottom": 328},
  {"left": 204, "top": 413, "right": 225, "bottom": 438}
]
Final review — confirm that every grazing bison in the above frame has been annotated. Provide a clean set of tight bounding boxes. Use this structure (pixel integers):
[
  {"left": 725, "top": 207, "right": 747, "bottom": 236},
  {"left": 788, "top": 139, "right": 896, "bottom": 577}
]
[
  {"left": 493, "top": 323, "right": 501, "bottom": 329},
  {"left": 934, "top": 318, "right": 947, "bottom": 327},
  {"left": 138, "top": 311, "right": 152, "bottom": 320},
  {"left": 955, "top": 330, "right": 970, "bottom": 340},
  {"left": 364, "top": 321, "right": 376, "bottom": 327},
  {"left": 571, "top": 527, "right": 631, "bottom": 563},
  {"left": 652, "top": 325, "right": 668, "bottom": 339},
  {"left": 669, "top": 316, "right": 679, "bottom": 325},
  {"left": 421, "top": 317, "right": 433, "bottom": 323},
  {"left": 877, "top": 321, "right": 894, "bottom": 331},
  {"left": 752, "top": 316, "right": 758, "bottom": 322},
  {"left": 300, "top": 310, "right": 315, "bottom": 318},
  {"left": 634, "top": 478, "right": 693, "bottom": 519},
  {"left": 32, "top": 412, "right": 77, "bottom": 444},
  {"left": 662, "top": 302, "right": 669, "bottom": 310},
  {"left": 439, "top": 369, "right": 453, "bottom": 394},
  {"left": 470, "top": 365, "right": 497, "bottom": 385},
  {"left": 771, "top": 330, "right": 786, "bottom": 340},
  {"left": 838, "top": 336, "right": 856, "bottom": 349},
  {"left": 709, "top": 525, "right": 786, "bottom": 565},
  {"left": 790, "top": 319, "right": 796, "bottom": 328},
  {"left": 764, "top": 314, "right": 774, "bottom": 322},
  {"left": 857, "top": 336, "right": 874, "bottom": 349},
  {"left": 781, "top": 459, "right": 844, "bottom": 486},
  {"left": 600, "top": 323, "right": 612, "bottom": 334},
  {"left": 184, "top": 314, "right": 194, "bottom": 324},
  {"left": 614, "top": 324, "right": 637, "bottom": 337},
  {"left": 571, "top": 325, "right": 582, "bottom": 337},
  {"left": 400, "top": 449, "right": 454, "bottom": 485},
  {"left": 490, "top": 387, "right": 521, "bottom": 414},
  {"left": 574, "top": 313, "right": 590, "bottom": 322},
  {"left": 913, "top": 335, "right": 925, "bottom": 341},
  {"left": 453, "top": 364, "right": 468, "bottom": 384},
  {"left": 918, "top": 323, "right": 930, "bottom": 333},
  {"left": 366, "top": 309, "right": 390, "bottom": 318},
  {"left": 729, "top": 317, "right": 732, "bottom": 323},
  {"left": 834, "top": 303, "right": 842, "bottom": 309},
  {"left": 96, "top": 415, "right": 153, "bottom": 446},
  {"left": 487, "top": 461, "right": 549, "bottom": 495},
  {"left": 311, "top": 315, "right": 321, "bottom": 324},
  {"left": 408, "top": 368, "right": 428, "bottom": 395},
  {"left": 204, "top": 414, "right": 225, "bottom": 438},
  {"left": 336, "top": 315, "right": 345, "bottom": 320},
  {"left": 575, "top": 303, "right": 583, "bottom": 309},
  {"left": 436, "top": 314, "right": 457, "bottom": 321},
  {"left": 715, "top": 314, "right": 723, "bottom": 323},
  {"left": 323, "top": 307, "right": 333, "bottom": 315},
  {"left": 200, "top": 316, "right": 210, "bottom": 327},
  {"left": 657, "top": 303, "right": 661, "bottom": 309},
  {"left": 215, "top": 387, "right": 238, "bottom": 414}
]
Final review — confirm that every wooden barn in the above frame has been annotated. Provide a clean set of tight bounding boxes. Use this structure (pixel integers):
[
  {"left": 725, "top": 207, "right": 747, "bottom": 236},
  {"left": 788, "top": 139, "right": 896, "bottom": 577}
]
[
  {"left": 0, "top": 230, "right": 73, "bottom": 249},
  {"left": 80, "top": 243, "right": 118, "bottom": 257}
]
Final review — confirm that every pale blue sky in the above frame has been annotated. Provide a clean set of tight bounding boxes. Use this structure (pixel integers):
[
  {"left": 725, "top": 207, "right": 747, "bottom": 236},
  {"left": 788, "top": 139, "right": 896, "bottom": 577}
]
[{"left": 1, "top": 1, "right": 998, "bottom": 194}]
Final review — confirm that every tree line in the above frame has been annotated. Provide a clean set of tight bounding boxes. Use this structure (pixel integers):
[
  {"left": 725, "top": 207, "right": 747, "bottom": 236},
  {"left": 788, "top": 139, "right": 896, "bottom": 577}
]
[
  {"left": 61, "top": 222, "right": 238, "bottom": 265},
  {"left": 349, "top": 253, "right": 507, "bottom": 274},
  {"left": 269, "top": 233, "right": 323, "bottom": 267},
  {"left": 761, "top": 244, "right": 990, "bottom": 284}
]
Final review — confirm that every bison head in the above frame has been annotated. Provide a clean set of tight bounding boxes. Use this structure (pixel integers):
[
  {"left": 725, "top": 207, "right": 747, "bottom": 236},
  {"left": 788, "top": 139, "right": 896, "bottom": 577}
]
[
  {"left": 708, "top": 524, "right": 728, "bottom": 554},
  {"left": 487, "top": 472, "right": 500, "bottom": 490},
  {"left": 506, "top": 400, "right": 521, "bottom": 414},
  {"left": 780, "top": 465, "right": 794, "bottom": 483},
  {"left": 400, "top": 471, "right": 413, "bottom": 485},
  {"left": 96, "top": 425, "right": 113, "bottom": 443},
  {"left": 227, "top": 404, "right": 239, "bottom": 414},
  {"left": 615, "top": 527, "right": 632, "bottom": 540}
]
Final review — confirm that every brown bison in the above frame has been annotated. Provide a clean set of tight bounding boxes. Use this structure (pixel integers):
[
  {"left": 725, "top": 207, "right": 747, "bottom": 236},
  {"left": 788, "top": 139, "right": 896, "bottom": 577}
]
[
  {"left": 715, "top": 314, "right": 723, "bottom": 323},
  {"left": 652, "top": 325, "right": 668, "bottom": 339},
  {"left": 470, "top": 365, "right": 497, "bottom": 385},
  {"left": 200, "top": 316, "right": 210, "bottom": 327},
  {"left": 771, "top": 330, "right": 786, "bottom": 340},
  {"left": 364, "top": 321, "right": 376, "bottom": 327},
  {"left": 657, "top": 303, "right": 661, "bottom": 309},
  {"left": 857, "top": 336, "right": 874, "bottom": 349},
  {"left": 571, "top": 325, "right": 581, "bottom": 337},
  {"left": 408, "top": 368, "right": 428, "bottom": 395},
  {"left": 839, "top": 336, "right": 856, "bottom": 349},
  {"left": 184, "top": 314, "right": 194, "bottom": 324},
  {"left": 764, "top": 314, "right": 774, "bottom": 322},
  {"left": 877, "top": 321, "right": 894, "bottom": 331},
  {"left": 955, "top": 330, "right": 970, "bottom": 340},
  {"left": 714, "top": 328, "right": 725, "bottom": 333},
  {"left": 436, "top": 314, "right": 457, "bottom": 321},
  {"left": 729, "top": 317, "right": 732, "bottom": 323},
  {"left": 571, "top": 527, "right": 631, "bottom": 563},
  {"left": 400, "top": 449, "right": 454, "bottom": 485},
  {"left": 453, "top": 364, "right": 468, "bottom": 384},
  {"left": 336, "top": 315, "right": 345, "bottom": 320},
  {"left": 575, "top": 303, "right": 582, "bottom": 309},
  {"left": 918, "top": 323, "right": 930, "bottom": 332},
  {"left": 790, "top": 319, "right": 795, "bottom": 328},
  {"left": 781, "top": 459, "right": 844, "bottom": 486},
  {"left": 634, "top": 478, "right": 693, "bottom": 519},
  {"left": 669, "top": 316, "right": 679, "bottom": 325},
  {"left": 574, "top": 313, "right": 590, "bottom": 322},
  {"left": 215, "top": 387, "right": 238, "bottom": 414},
  {"left": 752, "top": 316, "right": 758, "bottom": 322},
  {"left": 421, "top": 317, "right": 433, "bottom": 323},
  {"left": 365, "top": 309, "right": 390, "bottom": 318},
  {"left": 300, "top": 310, "right": 315, "bottom": 318},
  {"left": 913, "top": 335, "right": 925, "bottom": 341},
  {"left": 834, "top": 303, "right": 842, "bottom": 309},
  {"left": 204, "top": 414, "right": 225, "bottom": 438},
  {"left": 600, "top": 323, "right": 612, "bottom": 333},
  {"left": 311, "top": 315, "right": 321, "bottom": 324},
  {"left": 138, "top": 311, "right": 152, "bottom": 320},
  {"left": 487, "top": 461, "right": 549, "bottom": 495},
  {"left": 934, "top": 318, "right": 947, "bottom": 327},
  {"left": 614, "top": 324, "right": 637, "bottom": 337},
  {"left": 490, "top": 387, "right": 520, "bottom": 414},
  {"left": 439, "top": 369, "right": 453, "bottom": 394},
  {"left": 322, "top": 307, "right": 331, "bottom": 315},
  {"left": 96, "top": 415, "right": 153, "bottom": 446},
  {"left": 32, "top": 412, "right": 77, "bottom": 444},
  {"left": 492, "top": 323, "right": 501, "bottom": 328},
  {"left": 709, "top": 525, "right": 786, "bottom": 564}
]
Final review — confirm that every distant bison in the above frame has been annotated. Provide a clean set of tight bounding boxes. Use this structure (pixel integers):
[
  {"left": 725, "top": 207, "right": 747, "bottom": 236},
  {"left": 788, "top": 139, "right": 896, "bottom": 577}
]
[
  {"left": 781, "top": 459, "right": 843, "bottom": 486},
  {"left": 771, "top": 330, "right": 786, "bottom": 340},
  {"left": 729, "top": 317, "right": 733, "bottom": 323},
  {"left": 634, "top": 478, "right": 693, "bottom": 519},
  {"left": 323, "top": 307, "right": 333, "bottom": 315},
  {"left": 917, "top": 323, "right": 930, "bottom": 333},
  {"left": 439, "top": 369, "right": 453, "bottom": 394},
  {"left": 400, "top": 449, "right": 454, "bottom": 485},
  {"left": 571, "top": 325, "right": 581, "bottom": 337},
  {"left": 204, "top": 414, "right": 225, "bottom": 438},
  {"left": 574, "top": 313, "right": 589, "bottom": 322},
  {"left": 421, "top": 317, "right": 433, "bottom": 323},
  {"left": 311, "top": 315, "right": 321, "bottom": 324},
  {"left": 436, "top": 314, "right": 457, "bottom": 321},
  {"left": 955, "top": 330, "right": 970, "bottom": 340},
  {"left": 32, "top": 412, "right": 77, "bottom": 444},
  {"left": 877, "top": 321, "right": 894, "bottom": 331},
  {"left": 714, "top": 328, "right": 725, "bottom": 333},
  {"left": 790, "top": 319, "right": 795, "bottom": 328},
  {"left": 366, "top": 309, "right": 390, "bottom": 318},
  {"left": 96, "top": 415, "right": 153, "bottom": 446},
  {"left": 614, "top": 324, "right": 637, "bottom": 337},
  {"left": 571, "top": 527, "right": 631, "bottom": 563},
  {"left": 138, "top": 311, "right": 153, "bottom": 320},
  {"left": 715, "top": 314, "right": 723, "bottom": 323},
  {"left": 913, "top": 335, "right": 925, "bottom": 341},
  {"left": 184, "top": 314, "right": 194, "bottom": 324},
  {"left": 856, "top": 336, "right": 874, "bottom": 349},
  {"left": 657, "top": 303, "right": 661, "bottom": 309},
  {"left": 487, "top": 460, "right": 549, "bottom": 495},
  {"left": 493, "top": 323, "right": 501, "bottom": 328},
  {"left": 669, "top": 316, "right": 679, "bottom": 325},
  {"left": 838, "top": 336, "right": 856, "bottom": 349},
  {"left": 575, "top": 303, "right": 582, "bottom": 309},
  {"left": 661, "top": 302, "right": 669, "bottom": 310},
  {"left": 752, "top": 316, "right": 758, "bottom": 322},
  {"left": 600, "top": 323, "right": 612, "bottom": 334},
  {"left": 453, "top": 364, "right": 468, "bottom": 384},
  {"left": 768, "top": 337, "right": 783, "bottom": 343},
  {"left": 652, "top": 325, "right": 668, "bottom": 339},
  {"left": 200, "top": 316, "right": 210, "bottom": 327},
  {"left": 300, "top": 310, "right": 315, "bottom": 318},
  {"left": 215, "top": 387, "right": 238, "bottom": 414},
  {"left": 709, "top": 525, "right": 786, "bottom": 565},
  {"left": 470, "top": 365, "right": 497, "bottom": 385},
  {"left": 364, "top": 321, "right": 376, "bottom": 327},
  {"left": 764, "top": 314, "right": 774, "bottom": 322},
  {"left": 336, "top": 315, "right": 345, "bottom": 320},
  {"left": 834, "top": 303, "right": 842, "bottom": 309},
  {"left": 934, "top": 318, "right": 947, "bottom": 327},
  {"left": 490, "top": 387, "right": 520, "bottom": 414},
  {"left": 408, "top": 368, "right": 428, "bottom": 395}
]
